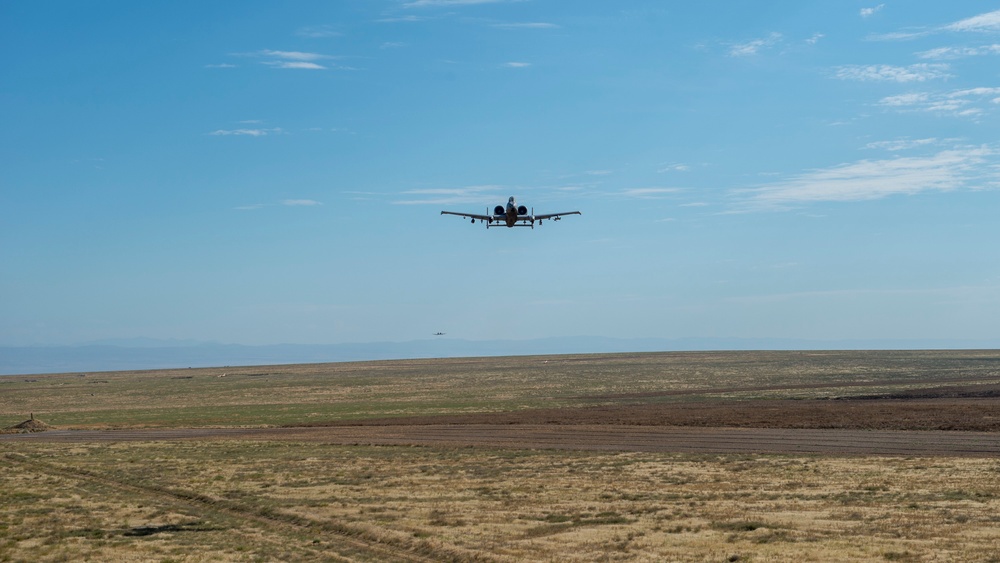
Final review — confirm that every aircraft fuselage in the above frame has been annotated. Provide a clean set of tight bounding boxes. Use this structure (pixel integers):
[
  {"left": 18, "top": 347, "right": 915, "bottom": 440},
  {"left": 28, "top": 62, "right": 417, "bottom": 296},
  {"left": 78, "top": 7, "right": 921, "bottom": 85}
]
[
  {"left": 440, "top": 195, "right": 580, "bottom": 229},
  {"left": 504, "top": 198, "right": 520, "bottom": 227}
]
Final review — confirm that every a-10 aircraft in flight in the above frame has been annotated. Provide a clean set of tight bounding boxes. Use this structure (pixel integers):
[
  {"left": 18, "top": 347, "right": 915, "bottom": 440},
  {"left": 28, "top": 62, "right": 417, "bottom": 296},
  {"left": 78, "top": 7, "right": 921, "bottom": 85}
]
[{"left": 441, "top": 196, "right": 581, "bottom": 229}]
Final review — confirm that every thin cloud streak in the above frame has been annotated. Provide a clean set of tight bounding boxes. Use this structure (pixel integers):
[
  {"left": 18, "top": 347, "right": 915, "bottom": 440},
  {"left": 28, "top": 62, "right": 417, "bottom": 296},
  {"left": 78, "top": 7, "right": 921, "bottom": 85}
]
[
  {"left": 879, "top": 87, "right": 1000, "bottom": 116},
  {"left": 834, "top": 63, "right": 950, "bottom": 82},
  {"left": 393, "top": 185, "right": 505, "bottom": 205},
  {"left": 209, "top": 128, "right": 283, "bottom": 136},
  {"left": 259, "top": 50, "right": 335, "bottom": 61},
  {"left": 282, "top": 199, "right": 323, "bottom": 206},
  {"left": 738, "top": 147, "right": 997, "bottom": 210},
  {"left": 264, "top": 61, "right": 326, "bottom": 70},
  {"left": 729, "top": 32, "right": 782, "bottom": 57},
  {"left": 228, "top": 49, "right": 345, "bottom": 70},
  {"left": 860, "top": 5, "right": 885, "bottom": 18},
  {"left": 944, "top": 9, "right": 1000, "bottom": 33},
  {"left": 917, "top": 44, "right": 1000, "bottom": 60},
  {"left": 806, "top": 33, "right": 824, "bottom": 45},
  {"left": 869, "top": 9, "right": 1000, "bottom": 40},
  {"left": 295, "top": 25, "right": 341, "bottom": 38},
  {"left": 865, "top": 138, "right": 939, "bottom": 151}
]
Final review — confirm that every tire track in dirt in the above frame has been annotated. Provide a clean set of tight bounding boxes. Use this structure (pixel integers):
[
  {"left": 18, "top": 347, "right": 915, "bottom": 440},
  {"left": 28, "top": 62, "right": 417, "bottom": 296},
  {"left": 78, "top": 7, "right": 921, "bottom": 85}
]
[{"left": 2, "top": 451, "right": 497, "bottom": 563}]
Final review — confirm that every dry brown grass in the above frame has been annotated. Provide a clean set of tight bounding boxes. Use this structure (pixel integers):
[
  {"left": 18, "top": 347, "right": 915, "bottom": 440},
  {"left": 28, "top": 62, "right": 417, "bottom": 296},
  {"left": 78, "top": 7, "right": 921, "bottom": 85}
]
[
  {"left": 2, "top": 350, "right": 1000, "bottom": 561},
  {"left": 3, "top": 441, "right": 1000, "bottom": 562},
  {"left": 2, "top": 350, "right": 999, "bottom": 429}
]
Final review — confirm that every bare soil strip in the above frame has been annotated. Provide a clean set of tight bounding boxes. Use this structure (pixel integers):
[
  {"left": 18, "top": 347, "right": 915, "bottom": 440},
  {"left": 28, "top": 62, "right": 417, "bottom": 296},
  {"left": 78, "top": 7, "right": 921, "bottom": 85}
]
[
  {"left": 4, "top": 425, "right": 999, "bottom": 456},
  {"left": 303, "top": 397, "right": 1000, "bottom": 432},
  {"left": 573, "top": 376, "right": 1000, "bottom": 400}
]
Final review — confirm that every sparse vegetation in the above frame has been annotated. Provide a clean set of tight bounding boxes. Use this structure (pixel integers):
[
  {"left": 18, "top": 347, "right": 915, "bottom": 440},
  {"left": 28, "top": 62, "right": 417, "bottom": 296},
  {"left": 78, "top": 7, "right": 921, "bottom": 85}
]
[
  {"left": 2, "top": 443, "right": 1000, "bottom": 561},
  {"left": 1, "top": 350, "right": 999, "bottom": 560},
  {"left": 2, "top": 350, "right": 999, "bottom": 429}
]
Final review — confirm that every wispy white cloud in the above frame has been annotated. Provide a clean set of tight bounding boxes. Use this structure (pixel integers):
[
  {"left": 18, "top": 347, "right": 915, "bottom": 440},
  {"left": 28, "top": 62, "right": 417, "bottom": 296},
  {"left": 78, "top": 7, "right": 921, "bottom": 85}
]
[
  {"left": 295, "top": 25, "right": 341, "bottom": 38},
  {"left": 492, "top": 22, "right": 559, "bottom": 29},
  {"left": 264, "top": 61, "right": 327, "bottom": 70},
  {"left": 868, "top": 30, "right": 930, "bottom": 41},
  {"left": 806, "top": 33, "right": 824, "bottom": 45},
  {"left": 879, "top": 92, "right": 930, "bottom": 106},
  {"left": 865, "top": 138, "right": 939, "bottom": 151},
  {"left": 393, "top": 185, "right": 504, "bottom": 205},
  {"left": 870, "top": 9, "right": 1000, "bottom": 41},
  {"left": 264, "top": 50, "right": 326, "bottom": 61},
  {"left": 205, "top": 63, "right": 237, "bottom": 69},
  {"left": 209, "top": 127, "right": 283, "bottom": 136},
  {"left": 944, "top": 9, "right": 1000, "bottom": 33},
  {"left": 736, "top": 147, "right": 997, "bottom": 210},
  {"left": 381, "top": 41, "right": 407, "bottom": 49},
  {"left": 860, "top": 4, "right": 884, "bottom": 18},
  {"left": 729, "top": 32, "right": 783, "bottom": 57},
  {"left": 879, "top": 87, "right": 1000, "bottom": 117},
  {"left": 834, "top": 63, "right": 951, "bottom": 82},
  {"left": 917, "top": 44, "right": 1000, "bottom": 60},
  {"left": 658, "top": 164, "right": 690, "bottom": 173},
  {"left": 502, "top": 61, "right": 531, "bottom": 68},
  {"left": 232, "top": 49, "right": 345, "bottom": 70}
]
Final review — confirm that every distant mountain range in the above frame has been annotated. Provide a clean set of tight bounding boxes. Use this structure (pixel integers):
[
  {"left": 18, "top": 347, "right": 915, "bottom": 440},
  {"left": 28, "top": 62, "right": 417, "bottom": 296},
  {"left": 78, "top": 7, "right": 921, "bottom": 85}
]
[{"left": 2, "top": 337, "right": 998, "bottom": 376}]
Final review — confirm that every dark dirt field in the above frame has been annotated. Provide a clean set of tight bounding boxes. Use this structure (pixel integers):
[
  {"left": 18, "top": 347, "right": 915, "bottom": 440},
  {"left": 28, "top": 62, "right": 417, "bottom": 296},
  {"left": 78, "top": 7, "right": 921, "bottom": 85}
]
[
  {"left": 6, "top": 381, "right": 1000, "bottom": 456},
  {"left": 308, "top": 382, "right": 1000, "bottom": 432}
]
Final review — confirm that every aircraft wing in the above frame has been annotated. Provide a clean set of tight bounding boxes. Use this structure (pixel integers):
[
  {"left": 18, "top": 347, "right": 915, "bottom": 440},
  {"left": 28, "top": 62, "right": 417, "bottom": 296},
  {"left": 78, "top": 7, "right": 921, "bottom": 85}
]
[
  {"left": 533, "top": 211, "right": 581, "bottom": 221},
  {"left": 441, "top": 210, "right": 495, "bottom": 221}
]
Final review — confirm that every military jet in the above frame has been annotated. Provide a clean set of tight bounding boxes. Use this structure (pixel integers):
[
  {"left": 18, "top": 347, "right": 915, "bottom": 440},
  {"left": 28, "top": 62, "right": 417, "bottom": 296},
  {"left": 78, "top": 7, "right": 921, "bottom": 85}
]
[
  {"left": 433, "top": 332, "right": 446, "bottom": 336},
  {"left": 441, "top": 196, "right": 581, "bottom": 229}
]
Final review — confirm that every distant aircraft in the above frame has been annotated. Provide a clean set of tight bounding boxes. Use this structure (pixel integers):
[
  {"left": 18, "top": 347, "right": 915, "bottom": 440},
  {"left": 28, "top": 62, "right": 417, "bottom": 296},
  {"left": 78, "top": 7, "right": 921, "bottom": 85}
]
[
  {"left": 433, "top": 332, "right": 446, "bottom": 336},
  {"left": 441, "top": 196, "right": 581, "bottom": 229}
]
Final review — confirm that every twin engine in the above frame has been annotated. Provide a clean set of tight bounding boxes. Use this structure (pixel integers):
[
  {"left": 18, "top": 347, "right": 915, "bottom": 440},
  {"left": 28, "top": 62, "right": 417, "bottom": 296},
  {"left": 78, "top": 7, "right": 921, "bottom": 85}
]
[{"left": 495, "top": 204, "right": 528, "bottom": 216}]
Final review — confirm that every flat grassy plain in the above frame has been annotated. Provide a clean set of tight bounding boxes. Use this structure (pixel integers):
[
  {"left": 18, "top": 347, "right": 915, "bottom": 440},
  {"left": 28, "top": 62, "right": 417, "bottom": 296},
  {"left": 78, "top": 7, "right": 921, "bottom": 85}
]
[
  {"left": 2, "top": 350, "right": 1000, "bottom": 561},
  {"left": 4, "top": 350, "right": 999, "bottom": 429}
]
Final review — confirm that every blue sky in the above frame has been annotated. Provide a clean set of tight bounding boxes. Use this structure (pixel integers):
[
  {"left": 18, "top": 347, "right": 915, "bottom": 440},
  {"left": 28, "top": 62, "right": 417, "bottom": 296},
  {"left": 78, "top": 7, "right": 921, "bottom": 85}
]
[{"left": 2, "top": 1, "right": 1000, "bottom": 347}]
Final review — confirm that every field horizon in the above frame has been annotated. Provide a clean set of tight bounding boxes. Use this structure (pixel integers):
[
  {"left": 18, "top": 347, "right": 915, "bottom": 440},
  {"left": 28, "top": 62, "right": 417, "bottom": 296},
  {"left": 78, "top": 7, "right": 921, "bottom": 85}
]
[
  {"left": 3, "top": 350, "right": 1000, "bottom": 561},
  {"left": 5, "top": 337, "right": 1000, "bottom": 376}
]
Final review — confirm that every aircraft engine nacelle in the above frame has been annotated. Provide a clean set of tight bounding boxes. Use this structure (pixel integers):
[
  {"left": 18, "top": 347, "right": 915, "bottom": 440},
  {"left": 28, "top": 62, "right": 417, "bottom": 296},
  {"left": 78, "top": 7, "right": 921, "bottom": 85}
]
[
  {"left": 517, "top": 205, "right": 528, "bottom": 215},
  {"left": 494, "top": 205, "right": 505, "bottom": 215}
]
